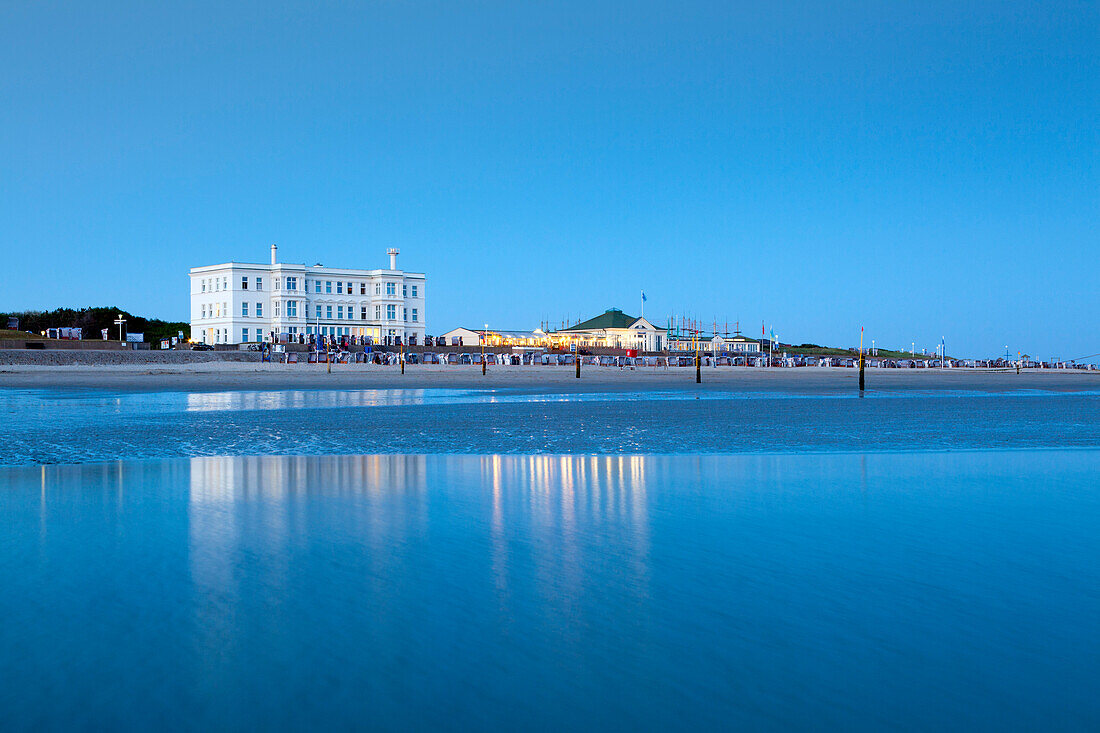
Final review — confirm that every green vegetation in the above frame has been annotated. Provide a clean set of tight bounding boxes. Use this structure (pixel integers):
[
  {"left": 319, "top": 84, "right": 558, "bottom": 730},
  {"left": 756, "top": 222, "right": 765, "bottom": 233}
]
[
  {"left": 0, "top": 308, "right": 189, "bottom": 345},
  {"left": 0, "top": 329, "right": 45, "bottom": 340},
  {"left": 781, "top": 344, "right": 931, "bottom": 359}
]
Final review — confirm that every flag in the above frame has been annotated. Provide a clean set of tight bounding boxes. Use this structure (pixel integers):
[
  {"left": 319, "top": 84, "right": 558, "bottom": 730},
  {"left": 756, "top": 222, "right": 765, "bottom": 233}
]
[{"left": 641, "top": 291, "right": 647, "bottom": 302}]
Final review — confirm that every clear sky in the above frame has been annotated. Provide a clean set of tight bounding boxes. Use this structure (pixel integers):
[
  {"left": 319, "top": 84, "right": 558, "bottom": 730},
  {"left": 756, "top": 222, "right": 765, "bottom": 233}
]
[{"left": 2, "top": 1, "right": 1097, "bottom": 358}]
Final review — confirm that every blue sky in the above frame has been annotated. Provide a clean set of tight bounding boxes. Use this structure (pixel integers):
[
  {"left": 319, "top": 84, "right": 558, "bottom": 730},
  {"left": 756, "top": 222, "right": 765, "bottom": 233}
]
[{"left": 2, "top": 1, "right": 1096, "bottom": 358}]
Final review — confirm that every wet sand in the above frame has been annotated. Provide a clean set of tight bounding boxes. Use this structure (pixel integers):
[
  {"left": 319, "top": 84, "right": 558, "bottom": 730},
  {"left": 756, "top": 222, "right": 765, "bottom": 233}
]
[{"left": 1, "top": 361, "right": 1096, "bottom": 394}]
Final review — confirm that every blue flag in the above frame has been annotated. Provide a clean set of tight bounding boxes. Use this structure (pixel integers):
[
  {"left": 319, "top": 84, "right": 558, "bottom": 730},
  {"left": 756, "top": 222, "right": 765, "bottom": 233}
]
[{"left": 641, "top": 290, "right": 647, "bottom": 302}]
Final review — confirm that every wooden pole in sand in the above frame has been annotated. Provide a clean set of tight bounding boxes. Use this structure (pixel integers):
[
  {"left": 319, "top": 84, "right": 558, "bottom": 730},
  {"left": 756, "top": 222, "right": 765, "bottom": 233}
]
[
  {"left": 695, "top": 333, "right": 701, "bottom": 384},
  {"left": 575, "top": 343, "right": 581, "bottom": 379},
  {"left": 400, "top": 338, "right": 404, "bottom": 375},
  {"left": 858, "top": 327, "right": 865, "bottom": 393}
]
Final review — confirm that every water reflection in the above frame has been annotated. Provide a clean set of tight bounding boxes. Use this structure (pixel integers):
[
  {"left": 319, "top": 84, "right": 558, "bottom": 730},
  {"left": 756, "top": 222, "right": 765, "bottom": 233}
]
[
  {"left": 7, "top": 451, "right": 1100, "bottom": 730},
  {"left": 184, "top": 389, "right": 444, "bottom": 411}
]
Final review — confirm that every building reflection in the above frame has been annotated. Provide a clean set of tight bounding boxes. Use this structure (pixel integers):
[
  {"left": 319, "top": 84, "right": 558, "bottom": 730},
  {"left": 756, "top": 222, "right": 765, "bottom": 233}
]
[
  {"left": 185, "top": 452, "right": 658, "bottom": 672},
  {"left": 184, "top": 389, "right": 433, "bottom": 412},
  {"left": 479, "top": 454, "right": 652, "bottom": 624}
]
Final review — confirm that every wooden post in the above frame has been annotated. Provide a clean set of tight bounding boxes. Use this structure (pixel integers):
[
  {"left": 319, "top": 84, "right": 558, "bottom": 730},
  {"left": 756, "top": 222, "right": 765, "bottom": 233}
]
[
  {"left": 576, "top": 350, "right": 581, "bottom": 379},
  {"left": 400, "top": 340, "right": 404, "bottom": 374},
  {"left": 696, "top": 351, "right": 701, "bottom": 383},
  {"left": 858, "top": 327, "right": 864, "bottom": 393}
]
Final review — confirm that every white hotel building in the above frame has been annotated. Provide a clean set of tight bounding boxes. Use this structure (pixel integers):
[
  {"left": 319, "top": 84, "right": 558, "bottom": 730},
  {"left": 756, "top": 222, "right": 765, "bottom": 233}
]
[{"left": 190, "top": 246, "right": 426, "bottom": 346}]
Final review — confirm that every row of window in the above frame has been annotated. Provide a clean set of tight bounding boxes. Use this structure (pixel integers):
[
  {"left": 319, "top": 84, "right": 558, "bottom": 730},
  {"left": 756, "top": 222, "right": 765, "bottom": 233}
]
[
  {"left": 312, "top": 304, "right": 417, "bottom": 322},
  {"left": 203, "top": 275, "right": 422, "bottom": 298},
  {"left": 308, "top": 280, "right": 418, "bottom": 298},
  {"left": 201, "top": 277, "right": 237, "bottom": 293},
  {"left": 213, "top": 326, "right": 421, "bottom": 345},
  {"left": 200, "top": 300, "right": 418, "bottom": 323}
]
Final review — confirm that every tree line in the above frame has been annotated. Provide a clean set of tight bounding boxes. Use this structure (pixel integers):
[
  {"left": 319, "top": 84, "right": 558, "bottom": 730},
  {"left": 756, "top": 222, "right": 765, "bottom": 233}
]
[{"left": 2, "top": 307, "right": 190, "bottom": 344}]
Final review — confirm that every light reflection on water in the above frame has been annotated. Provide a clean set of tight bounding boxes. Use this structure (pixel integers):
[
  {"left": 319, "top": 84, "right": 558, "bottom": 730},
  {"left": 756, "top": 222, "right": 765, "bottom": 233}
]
[{"left": 3, "top": 451, "right": 1100, "bottom": 730}]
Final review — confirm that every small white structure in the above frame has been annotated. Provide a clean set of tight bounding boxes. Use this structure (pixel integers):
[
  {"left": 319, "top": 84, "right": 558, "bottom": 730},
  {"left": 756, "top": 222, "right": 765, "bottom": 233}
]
[
  {"left": 189, "top": 246, "right": 426, "bottom": 346},
  {"left": 440, "top": 327, "right": 548, "bottom": 347},
  {"left": 713, "top": 334, "right": 762, "bottom": 354}
]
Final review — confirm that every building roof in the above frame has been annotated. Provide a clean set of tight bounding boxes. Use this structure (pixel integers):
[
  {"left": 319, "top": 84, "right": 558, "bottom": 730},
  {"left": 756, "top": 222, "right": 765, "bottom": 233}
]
[{"left": 560, "top": 308, "right": 640, "bottom": 332}]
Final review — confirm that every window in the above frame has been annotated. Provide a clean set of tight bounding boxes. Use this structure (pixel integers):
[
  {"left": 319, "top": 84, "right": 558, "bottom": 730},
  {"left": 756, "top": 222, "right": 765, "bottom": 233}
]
[
  {"left": 256, "top": 278, "right": 262, "bottom": 290},
  {"left": 403, "top": 307, "right": 407, "bottom": 322},
  {"left": 326, "top": 305, "right": 332, "bottom": 319},
  {"left": 403, "top": 284, "right": 407, "bottom": 297},
  {"left": 411, "top": 285, "right": 418, "bottom": 298},
  {"left": 201, "top": 304, "right": 206, "bottom": 318},
  {"left": 337, "top": 281, "right": 343, "bottom": 294},
  {"left": 387, "top": 304, "right": 396, "bottom": 319},
  {"left": 346, "top": 282, "right": 352, "bottom": 295},
  {"left": 201, "top": 280, "right": 206, "bottom": 293},
  {"left": 337, "top": 305, "right": 344, "bottom": 319},
  {"left": 287, "top": 300, "right": 297, "bottom": 317},
  {"left": 375, "top": 283, "right": 381, "bottom": 295},
  {"left": 274, "top": 278, "right": 280, "bottom": 290},
  {"left": 214, "top": 279, "right": 219, "bottom": 292},
  {"left": 386, "top": 282, "right": 396, "bottom": 296},
  {"left": 315, "top": 305, "right": 322, "bottom": 319},
  {"left": 315, "top": 281, "right": 321, "bottom": 293},
  {"left": 325, "top": 281, "right": 332, "bottom": 294},
  {"left": 360, "top": 306, "right": 367, "bottom": 320},
  {"left": 256, "top": 302, "right": 263, "bottom": 318},
  {"left": 241, "top": 328, "right": 249, "bottom": 343},
  {"left": 359, "top": 283, "right": 366, "bottom": 295},
  {"left": 287, "top": 277, "right": 297, "bottom": 291},
  {"left": 223, "top": 277, "right": 228, "bottom": 290},
  {"left": 241, "top": 276, "right": 248, "bottom": 290},
  {"left": 242, "top": 302, "right": 249, "bottom": 317},
  {"left": 412, "top": 308, "right": 418, "bottom": 323},
  {"left": 375, "top": 305, "right": 381, "bottom": 319},
  {"left": 274, "top": 301, "right": 280, "bottom": 317}
]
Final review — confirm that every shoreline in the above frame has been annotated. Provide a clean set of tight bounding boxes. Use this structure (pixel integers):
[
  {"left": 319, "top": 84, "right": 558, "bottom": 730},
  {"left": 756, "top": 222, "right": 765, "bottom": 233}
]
[{"left": 1, "top": 361, "right": 1096, "bottom": 394}]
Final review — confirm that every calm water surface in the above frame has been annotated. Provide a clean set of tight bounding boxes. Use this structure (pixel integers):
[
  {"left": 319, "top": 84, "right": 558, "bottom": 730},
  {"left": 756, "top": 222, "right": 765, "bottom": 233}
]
[
  {"left": 2, "top": 387, "right": 1099, "bottom": 463},
  {"left": 2, "top": 451, "right": 1099, "bottom": 731}
]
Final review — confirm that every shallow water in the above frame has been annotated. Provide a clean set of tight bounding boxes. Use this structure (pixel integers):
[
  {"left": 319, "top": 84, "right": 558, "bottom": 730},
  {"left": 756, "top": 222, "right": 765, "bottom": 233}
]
[
  {"left": 2, "top": 387, "right": 1099, "bottom": 464},
  {"left": 2, "top": 451, "right": 1098, "bottom": 731}
]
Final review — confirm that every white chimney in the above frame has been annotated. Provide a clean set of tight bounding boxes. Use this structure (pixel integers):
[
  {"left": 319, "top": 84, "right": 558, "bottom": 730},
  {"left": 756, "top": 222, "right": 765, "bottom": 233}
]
[
  {"left": 270, "top": 244, "right": 278, "bottom": 265},
  {"left": 387, "top": 248, "right": 399, "bottom": 270}
]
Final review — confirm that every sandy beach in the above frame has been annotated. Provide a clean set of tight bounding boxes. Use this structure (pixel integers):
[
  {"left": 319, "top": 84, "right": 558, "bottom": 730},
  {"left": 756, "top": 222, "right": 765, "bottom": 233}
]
[{"left": 1, "top": 353, "right": 1095, "bottom": 394}]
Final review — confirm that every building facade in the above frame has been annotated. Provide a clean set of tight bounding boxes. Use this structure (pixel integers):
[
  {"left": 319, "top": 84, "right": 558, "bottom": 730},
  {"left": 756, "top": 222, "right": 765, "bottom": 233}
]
[
  {"left": 190, "top": 246, "right": 426, "bottom": 346},
  {"left": 439, "top": 327, "right": 549, "bottom": 348},
  {"left": 550, "top": 309, "right": 666, "bottom": 352},
  {"left": 667, "top": 333, "right": 763, "bottom": 354}
]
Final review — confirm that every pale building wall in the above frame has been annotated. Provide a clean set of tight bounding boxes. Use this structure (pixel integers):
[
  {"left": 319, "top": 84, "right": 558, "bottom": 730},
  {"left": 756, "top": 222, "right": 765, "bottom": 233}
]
[{"left": 189, "top": 249, "right": 426, "bottom": 345}]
